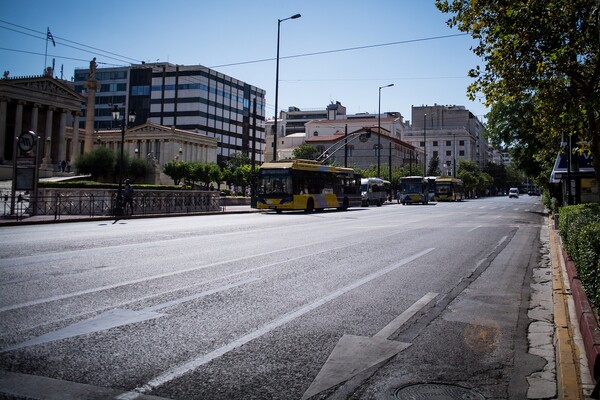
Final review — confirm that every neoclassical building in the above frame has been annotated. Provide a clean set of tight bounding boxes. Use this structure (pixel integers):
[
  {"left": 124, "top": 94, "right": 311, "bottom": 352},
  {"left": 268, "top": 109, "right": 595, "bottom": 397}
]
[
  {"left": 0, "top": 75, "right": 84, "bottom": 169},
  {"left": 94, "top": 121, "right": 217, "bottom": 163},
  {"left": 0, "top": 74, "right": 219, "bottom": 182}
]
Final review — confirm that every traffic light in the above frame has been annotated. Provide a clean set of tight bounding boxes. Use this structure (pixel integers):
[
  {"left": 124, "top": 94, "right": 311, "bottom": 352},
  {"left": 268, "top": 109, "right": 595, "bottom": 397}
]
[{"left": 365, "top": 128, "right": 371, "bottom": 138}]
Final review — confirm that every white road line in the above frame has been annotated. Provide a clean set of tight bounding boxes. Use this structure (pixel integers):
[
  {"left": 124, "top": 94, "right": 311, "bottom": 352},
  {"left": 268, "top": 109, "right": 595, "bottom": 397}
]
[
  {"left": 373, "top": 292, "right": 438, "bottom": 339},
  {"left": 131, "top": 247, "right": 435, "bottom": 395},
  {"left": 0, "top": 237, "right": 361, "bottom": 313},
  {"left": 468, "top": 225, "right": 483, "bottom": 232}
]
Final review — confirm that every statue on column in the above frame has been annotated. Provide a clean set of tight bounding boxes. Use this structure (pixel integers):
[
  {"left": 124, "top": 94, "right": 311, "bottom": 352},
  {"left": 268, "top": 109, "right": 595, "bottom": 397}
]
[{"left": 89, "top": 58, "right": 97, "bottom": 79}]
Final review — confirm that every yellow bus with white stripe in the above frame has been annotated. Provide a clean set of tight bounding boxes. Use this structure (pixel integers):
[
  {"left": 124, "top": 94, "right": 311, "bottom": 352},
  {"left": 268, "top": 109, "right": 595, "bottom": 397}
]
[
  {"left": 255, "top": 160, "right": 361, "bottom": 213},
  {"left": 434, "top": 176, "right": 465, "bottom": 201}
]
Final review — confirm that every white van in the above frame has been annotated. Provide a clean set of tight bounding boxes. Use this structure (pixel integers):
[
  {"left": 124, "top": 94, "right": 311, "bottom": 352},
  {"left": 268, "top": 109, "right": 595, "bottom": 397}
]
[
  {"left": 361, "top": 178, "right": 387, "bottom": 206},
  {"left": 509, "top": 188, "right": 519, "bottom": 198}
]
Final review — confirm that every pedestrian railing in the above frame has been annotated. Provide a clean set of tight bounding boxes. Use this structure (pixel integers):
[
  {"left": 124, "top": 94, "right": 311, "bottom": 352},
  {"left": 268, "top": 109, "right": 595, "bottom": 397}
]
[{"left": 1, "top": 188, "right": 223, "bottom": 221}]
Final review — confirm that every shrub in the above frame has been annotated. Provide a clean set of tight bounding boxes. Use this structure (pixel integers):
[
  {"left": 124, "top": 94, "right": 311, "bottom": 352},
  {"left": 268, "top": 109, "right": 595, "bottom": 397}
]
[{"left": 559, "top": 203, "right": 600, "bottom": 313}]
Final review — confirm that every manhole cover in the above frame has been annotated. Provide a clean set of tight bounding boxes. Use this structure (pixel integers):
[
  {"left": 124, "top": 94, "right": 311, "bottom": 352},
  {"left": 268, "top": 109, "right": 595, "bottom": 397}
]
[{"left": 395, "top": 383, "right": 486, "bottom": 400}]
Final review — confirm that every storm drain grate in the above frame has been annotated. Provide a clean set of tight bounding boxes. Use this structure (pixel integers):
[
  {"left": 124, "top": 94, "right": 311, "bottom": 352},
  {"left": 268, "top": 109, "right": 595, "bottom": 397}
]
[{"left": 394, "top": 383, "right": 486, "bottom": 399}]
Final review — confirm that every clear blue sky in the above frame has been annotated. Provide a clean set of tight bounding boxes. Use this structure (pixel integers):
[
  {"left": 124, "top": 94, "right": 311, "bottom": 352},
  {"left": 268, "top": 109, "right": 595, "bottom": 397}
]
[{"left": 1, "top": 0, "right": 487, "bottom": 124}]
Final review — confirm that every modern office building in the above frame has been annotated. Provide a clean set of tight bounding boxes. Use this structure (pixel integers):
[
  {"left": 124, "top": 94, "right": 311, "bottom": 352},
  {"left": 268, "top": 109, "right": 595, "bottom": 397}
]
[
  {"left": 403, "top": 104, "right": 488, "bottom": 175},
  {"left": 74, "top": 63, "right": 266, "bottom": 164}
]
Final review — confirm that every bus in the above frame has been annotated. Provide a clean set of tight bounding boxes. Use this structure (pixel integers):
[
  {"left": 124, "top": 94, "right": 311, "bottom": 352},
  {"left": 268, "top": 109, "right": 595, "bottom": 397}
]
[
  {"left": 397, "top": 176, "right": 429, "bottom": 205},
  {"left": 361, "top": 178, "right": 387, "bottom": 207},
  {"left": 255, "top": 159, "right": 361, "bottom": 213},
  {"left": 425, "top": 176, "right": 437, "bottom": 202},
  {"left": 435, "top": 177, "right": 465, "bottom": 201}
]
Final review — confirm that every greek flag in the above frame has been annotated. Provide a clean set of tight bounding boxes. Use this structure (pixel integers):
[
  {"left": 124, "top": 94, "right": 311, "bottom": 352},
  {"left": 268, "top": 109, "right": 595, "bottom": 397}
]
[{"left": 47, "top": 28, "right": 55, "bottom": 47}]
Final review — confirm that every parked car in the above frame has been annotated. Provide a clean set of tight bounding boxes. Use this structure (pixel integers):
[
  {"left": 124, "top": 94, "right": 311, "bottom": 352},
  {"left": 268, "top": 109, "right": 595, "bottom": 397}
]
[{"left": 509, "top": 188, "right": 519, "bottom": 198}]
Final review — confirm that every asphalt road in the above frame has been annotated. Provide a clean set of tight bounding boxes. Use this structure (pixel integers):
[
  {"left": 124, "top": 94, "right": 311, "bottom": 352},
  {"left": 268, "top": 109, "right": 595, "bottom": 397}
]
[{"left": 0, "top": 195, "right": 547, "bottom": 399}]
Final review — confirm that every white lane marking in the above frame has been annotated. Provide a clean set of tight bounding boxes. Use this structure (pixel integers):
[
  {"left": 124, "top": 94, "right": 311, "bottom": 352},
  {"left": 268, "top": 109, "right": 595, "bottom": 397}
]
[
  {"left": 131, "top": 248, "right": 435, "bottom": 395},
  {"left": 468, "top": 225, "right": 483, "bottom": 232},
  {"left": 374, "top": 292, "right": 438, "bottom": 339},
  {"left": 0, "top": 235, "right": 364, "bottom": 313}
]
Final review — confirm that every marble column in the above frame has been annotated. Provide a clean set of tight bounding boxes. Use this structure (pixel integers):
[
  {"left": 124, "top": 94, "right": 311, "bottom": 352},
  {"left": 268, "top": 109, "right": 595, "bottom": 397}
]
[
  {"left": 43, "top": 107, "right": 55, "bottom": 165},
  {"left": 84, "top": 78, "right": 101, "bottom": 153},
  {"left": 14, "top": 101, "right": 24, "bottom": 159},
  {"left": 72, "top": 113, "right": 80, "bottom": 161},
  {"left": 31, "top": 103, "right": 40, "bottom": 133},
  {"left": 58, "top": 109, "right": 67, "bottom": 165}
]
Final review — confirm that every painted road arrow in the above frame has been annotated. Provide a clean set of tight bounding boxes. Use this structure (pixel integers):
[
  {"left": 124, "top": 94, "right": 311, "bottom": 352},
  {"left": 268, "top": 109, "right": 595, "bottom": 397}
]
[
  {"left": 302, "top": 292, "right": 438, "bottom": 400},
  {"left": 2, "top": 278, "right": 259, "bottom": 352}
]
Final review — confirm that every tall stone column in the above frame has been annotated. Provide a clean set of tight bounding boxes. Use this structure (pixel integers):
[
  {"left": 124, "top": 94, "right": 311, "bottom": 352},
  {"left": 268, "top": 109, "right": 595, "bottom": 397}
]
[
  {"left": 84, "top": 78, "right": 101, "bottom": 153},
  {"left": 31, "top": 103, "right": 40, "bottom": 133},
  {"left": 43, "top": 107, "right": 55, "bottom": 166},
  {"left": 71, "top": 113, "right": 80, "bottom": 161},
  {"left": 58, "top": 109, "right": 67, "bottom": 164},
  {"left": 13, "top": 101, "right": 24, "bottom": 160}
]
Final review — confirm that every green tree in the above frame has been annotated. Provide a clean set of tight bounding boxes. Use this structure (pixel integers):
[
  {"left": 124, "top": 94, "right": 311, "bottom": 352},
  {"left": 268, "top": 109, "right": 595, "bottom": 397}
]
[
  {"left": 292, "top": 143, "right": 318, "bottom": 160},
  {"left": 194, "top": 162, "right": 222, "bottom": 189},
  {"left": 427, "top": 156, "right": 441, "bottom": 177},
  {"left": 74, "top": 147, "right": 115, "bottom": 181},
  {"left": 128, "top": 156, "right": 150, "bottom": 183},
  {"left": 436, "top": 0, "right": 600, "bottom": 197},
  {"left": 162, "top": 161, "right": 190, "bottom": 186}
]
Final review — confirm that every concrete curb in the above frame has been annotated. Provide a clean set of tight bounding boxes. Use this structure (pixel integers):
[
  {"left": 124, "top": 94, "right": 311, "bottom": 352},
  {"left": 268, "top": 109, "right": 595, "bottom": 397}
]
[
  {"left": 550, "top": 222, "right": 584, "bottom": 399},
  {"left": 561, "top": 246, "right": 600, "bottom": 383}
]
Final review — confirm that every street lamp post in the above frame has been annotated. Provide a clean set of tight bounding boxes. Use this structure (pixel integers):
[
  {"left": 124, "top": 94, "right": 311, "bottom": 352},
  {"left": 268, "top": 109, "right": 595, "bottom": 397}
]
[
  {"left": 423, "top": 113, "right": 427, "bottom": 176},
  {"left": 377, "top": 83, "right": 393, "bottom": 177},
  {"left": 112, "top": 105, "right": 136, "bottom": 216},
  {"left": 273, "top": 13, "right": 301, "bottom": 162}
]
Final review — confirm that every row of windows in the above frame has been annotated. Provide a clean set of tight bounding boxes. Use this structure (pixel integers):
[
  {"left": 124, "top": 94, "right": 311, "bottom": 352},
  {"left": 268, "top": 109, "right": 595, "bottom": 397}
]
[
  {"left": 431, "top": 140, "right": 465, "bottom": 147},
  {"left": 132, "top": 85, "right": 150, "bottom": 96},
  {"left": 151, "top": 83, "right": 255, "bottom": 108},
  {"left": 74, "top": 70, "right": 127, "bottom": 82},
  {"left": 432, "top": 150, "right": 466, "bottom": 157},
  {"left": 153, "top": 69, "right": 265, "bottom": 97}
]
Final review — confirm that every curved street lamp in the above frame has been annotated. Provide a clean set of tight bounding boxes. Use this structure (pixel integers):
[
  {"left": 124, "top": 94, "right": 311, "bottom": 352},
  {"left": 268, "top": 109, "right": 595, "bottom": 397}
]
[
  {"left": 112, "top": 104, "right": 136, "bottom": 216},
  {"left": 273, "top": 13, "right": 301, "bottom": 162}
]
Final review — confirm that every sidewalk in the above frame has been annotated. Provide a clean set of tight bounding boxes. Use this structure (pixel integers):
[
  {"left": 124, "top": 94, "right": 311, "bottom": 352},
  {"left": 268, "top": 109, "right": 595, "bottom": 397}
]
[
  {"left": 0, "top": 205, "right": 263, "bottom": 227},
  {"left": 549, "top": 215, "right": 598, "bottom": 399}
]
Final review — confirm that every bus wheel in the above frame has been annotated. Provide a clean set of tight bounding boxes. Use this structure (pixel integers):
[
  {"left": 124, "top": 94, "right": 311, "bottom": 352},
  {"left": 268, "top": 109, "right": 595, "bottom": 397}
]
[
  {"left": 377, "top": 199, "right": 382, "bottom": 207},
  {"left": 305, "top": 199, "right": 314, "bottom": 213}
]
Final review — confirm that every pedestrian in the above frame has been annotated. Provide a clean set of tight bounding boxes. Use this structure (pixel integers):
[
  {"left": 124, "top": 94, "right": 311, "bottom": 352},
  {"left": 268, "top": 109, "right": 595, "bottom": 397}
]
[
  {"left": 123, "top": 180, "right": 134, "bottom": 215},
  {"left": 61, "top": 160, "right": 66, "bottom": 172}
]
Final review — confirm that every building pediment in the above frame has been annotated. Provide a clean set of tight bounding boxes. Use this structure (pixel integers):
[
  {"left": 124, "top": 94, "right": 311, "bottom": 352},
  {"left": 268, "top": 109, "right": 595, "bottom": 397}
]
[
  {"left": 125, "top": 122, "right": 218, "bottom": 147},
  {"left": 0, "top": 75, "right": 84, "bottom": 110}
]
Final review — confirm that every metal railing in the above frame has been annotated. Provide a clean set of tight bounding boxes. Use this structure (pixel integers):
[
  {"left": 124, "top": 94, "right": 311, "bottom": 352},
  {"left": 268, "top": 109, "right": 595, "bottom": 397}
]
[{"left": 1, "top": 189, "right": 224, "bottom": 221}]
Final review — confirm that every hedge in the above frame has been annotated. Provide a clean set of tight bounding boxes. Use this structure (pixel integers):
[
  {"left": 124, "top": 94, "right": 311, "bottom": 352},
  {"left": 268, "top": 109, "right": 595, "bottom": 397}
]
[{"left": 559, "top": 203, "right": 600, "bottom": 314}]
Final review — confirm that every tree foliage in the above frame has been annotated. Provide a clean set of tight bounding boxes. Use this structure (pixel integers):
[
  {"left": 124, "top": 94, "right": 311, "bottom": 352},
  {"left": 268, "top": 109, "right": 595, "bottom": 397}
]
[
  {"left": 436, "top": 0, "right": 600, "bottom": 194},
  {"left": 292, "top": 143, "right": 318, "bottom": 160},
  {"left": 74, "top": 147, "right": 115, "bottom": 181},
  {"left": 162, "top": 161, "right": 190, "bottom": 186}
]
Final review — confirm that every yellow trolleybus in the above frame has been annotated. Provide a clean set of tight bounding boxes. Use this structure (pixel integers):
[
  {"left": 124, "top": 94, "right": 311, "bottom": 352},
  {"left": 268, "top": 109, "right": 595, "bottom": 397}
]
[
  {"left": 435, "top": 176, "right": 465, "bottom": 201},
  {"left": 255, "top": 159, "right": 361, "bottom": 213}
]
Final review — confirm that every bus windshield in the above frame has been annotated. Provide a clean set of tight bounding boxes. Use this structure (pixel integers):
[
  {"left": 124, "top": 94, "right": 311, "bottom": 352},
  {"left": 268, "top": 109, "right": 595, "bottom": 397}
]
[
  {"left": 258, "top": 169, "right": 293, "bottom": 195},
  {"left": 400, "top": 182, "right": 423, "bottom": 193},
  {"left": 436, "top": 183, "right": 452, "bottom": 194}
]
